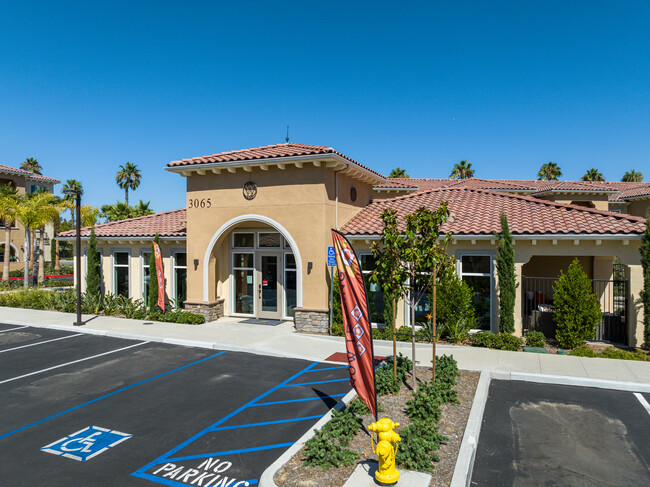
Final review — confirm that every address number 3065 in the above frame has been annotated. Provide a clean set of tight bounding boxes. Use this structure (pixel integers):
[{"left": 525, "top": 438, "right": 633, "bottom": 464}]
[{"left": 188, "top": 198, "right": 212, "bottom": 209}]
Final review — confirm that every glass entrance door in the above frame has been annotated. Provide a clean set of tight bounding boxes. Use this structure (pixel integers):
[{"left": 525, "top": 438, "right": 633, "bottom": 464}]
[{"left": 257, "top": 253, "right": 281, "bottom": 319}]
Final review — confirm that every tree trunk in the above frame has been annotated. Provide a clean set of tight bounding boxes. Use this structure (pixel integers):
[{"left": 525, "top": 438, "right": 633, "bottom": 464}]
[
  {"left": 392, "top": 295, "right": 397, "bottom": 381},
  {"left": 23, "top": 229, "right": 29, "bottom": 290},
  {"left": 29, "top": 230, "right": 36, "bottom": 286},
  {"left": 125, "top": 187, "right": 129, "bottom": 206},
  {"left": 411, "top": 289, "right": 417, "bottom": 392},
  {"left": 54, "top": 216, "right": 60, "bottom": 271},
  {"left": 38, "top": 229, "right": 45, "bottom": 282},
  {"left": 432, "top": 266, "right": 437, "bottom": 383},
  {"left": 2, "top": 226, "right": 10, "bottom": 282}
]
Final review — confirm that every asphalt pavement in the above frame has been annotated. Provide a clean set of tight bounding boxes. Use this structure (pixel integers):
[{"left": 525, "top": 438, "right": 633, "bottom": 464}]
[
  {"left": 471, "top": 380, "right": 650, "bottom": 486},
  {"left": 0, "top": 323, "right": 350, "bottom": 486}
]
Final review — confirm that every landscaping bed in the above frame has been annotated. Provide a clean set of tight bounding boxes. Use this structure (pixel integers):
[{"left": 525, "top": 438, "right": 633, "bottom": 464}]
[{"left": 274, "top": 359, "right": 479, "bottom": 487}]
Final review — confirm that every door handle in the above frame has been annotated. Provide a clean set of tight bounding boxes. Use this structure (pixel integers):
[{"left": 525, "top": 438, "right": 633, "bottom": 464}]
[{"left": 258, "top": 284, "right": 261, "bottom": 299}]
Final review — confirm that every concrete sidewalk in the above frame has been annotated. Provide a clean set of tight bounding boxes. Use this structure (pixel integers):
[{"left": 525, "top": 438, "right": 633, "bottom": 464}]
[{"left": 2, "top": 307, "right": 649, "bottom": 384}]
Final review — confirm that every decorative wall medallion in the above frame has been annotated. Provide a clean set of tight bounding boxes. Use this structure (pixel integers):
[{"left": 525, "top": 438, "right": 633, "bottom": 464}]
[
  {"left": 243, "top": 181, "right": 257, "bottom": 200},
  {"left": 350, "top": 186, "right": 357, "bottom": 202}
]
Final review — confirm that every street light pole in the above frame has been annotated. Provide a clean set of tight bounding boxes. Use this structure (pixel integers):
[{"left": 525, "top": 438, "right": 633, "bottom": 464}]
[
  {"left": 63, "top": 188, "right": 83, "bottom": 326},
  {"left": 74, "top": 192, "right": 82, "bottom": 326}
]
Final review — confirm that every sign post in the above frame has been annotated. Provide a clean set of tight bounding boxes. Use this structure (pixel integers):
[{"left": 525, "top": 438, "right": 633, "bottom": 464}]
[{"left": 327, "top": 246, "right": 336, "bottom": 335}]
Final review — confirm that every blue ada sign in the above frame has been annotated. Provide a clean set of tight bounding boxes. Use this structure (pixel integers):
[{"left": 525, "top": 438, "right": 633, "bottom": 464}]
[
  {"left": 41, "top": 426, "right": 132, "bottom": 462},
  {"left": 327, "top": 246, "right": 336, "bottom": 267}
]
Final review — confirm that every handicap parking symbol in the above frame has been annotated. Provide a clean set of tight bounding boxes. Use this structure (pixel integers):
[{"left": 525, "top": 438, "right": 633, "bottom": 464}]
[
  {"left": 41, "top": 426, "right": 132, "bottom": 462},
  {"left": 327, "top": 246, "right": 337, "bottom": 267}
]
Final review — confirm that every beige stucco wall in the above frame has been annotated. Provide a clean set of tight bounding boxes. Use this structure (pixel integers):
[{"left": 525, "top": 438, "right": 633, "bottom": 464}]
[
  {"left": 538, "top": 193, "right": 609, "bottom": 211},
  {"left": 183, "top": 163, "right": 373, "bottom": 313},
  {"left": 626, "top": 199, "right": 650, "bottom": 218}
]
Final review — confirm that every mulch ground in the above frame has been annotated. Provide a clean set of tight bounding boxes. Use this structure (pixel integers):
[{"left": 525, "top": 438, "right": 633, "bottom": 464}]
[{"left": 274, "top": 367, "right": 480, "bottom": 487}]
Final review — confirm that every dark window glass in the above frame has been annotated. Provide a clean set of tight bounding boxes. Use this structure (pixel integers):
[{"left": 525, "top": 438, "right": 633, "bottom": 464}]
[
  {"left": 259, "top": 233, "right": 281, "bottom": 248},
  {"left": 115, "top": 266, "right": 129, "bottom": 297},
  {"left": 233, "top": 253, "right": 253, "bottom": 268},
  {"left": 285, "top": 253, "right": 296, "bottom": 269},
  {"left": 175, "top": 267, "right": 187, "bottom": 307},
  {"left": 463, "top": 275, "right": 491, "bottom": 330},
  {"left": 175, "top": 252, "right": 187, "bottom": 267},
  {"left": 234, "top": 269, "right": 254, "bottom": 314},
  {"left": 461, "top": 255, "right": 490, "bottom": 274},
  {"left": 233, "top": 233, "right": 254, "bottom": 248},
  {"left": 360, "top": 254, "right": 377, "bottom": 272},
  {"left": 115, "top": 252, "right": 129, "bottom": 266},
  {"left": 285, "top": 269, "right": 297, "bottom": 317}
]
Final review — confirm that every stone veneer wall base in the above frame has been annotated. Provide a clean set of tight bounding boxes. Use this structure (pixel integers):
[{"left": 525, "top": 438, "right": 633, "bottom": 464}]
[
  {"left": 184, "top": 299, "right": 224, "bottom": 322},
  {"left": 294, "top": 307, "right": 330, "bottom": 334}
]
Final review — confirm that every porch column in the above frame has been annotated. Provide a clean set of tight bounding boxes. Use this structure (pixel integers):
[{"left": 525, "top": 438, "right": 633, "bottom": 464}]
[
  {"left": 513, "top": 262, "right": 524, "bottom": 336},
  {"left": 625, "top": 264, "right": 645, "bottom": 347}
]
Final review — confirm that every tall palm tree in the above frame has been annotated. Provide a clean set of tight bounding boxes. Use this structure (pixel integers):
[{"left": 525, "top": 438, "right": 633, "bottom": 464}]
[
  {"left": 537, "top": 161, "right": 562, "bottom": 180},
  {"left": 622, "top": 170, "right": 643, "bottom": 182},
  {"left": 17, "top": 193, "right": 60, "bottom": 286},
  {"left": 20, "top": 157, "right": 42, "bottom": 175},
  {"left": 450, "top": 160, "right": 474, "bottom": 179},
  {"left": 62, "top": 179, "right": 83, "bottom": 226},
  {"left": 581, "top": 168, "right": 605, "bottom": 181},
  {"left": 0, "top": 183, "right": 20, "bottom": 282},
  {"left": 116, "top": 162, "right": 141, "bottom": 205},
  {"left": 389, "top": 167, "right": 410, "bottom": 178}
]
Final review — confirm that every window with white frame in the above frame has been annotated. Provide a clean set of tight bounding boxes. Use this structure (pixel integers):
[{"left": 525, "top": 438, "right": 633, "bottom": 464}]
[
  {"left": 233, "top": 252, "right": 254, "bottom": 314},
  {"left": 360, "top": 254, "right": 386, "bottom": 324},
  {"left": 284, "top": 253, "right": 296, "bottom": 317},
  {"left": 458, "top": 254, "right": 492, "bottom": 330},
  {"left": 142, "top": 250, "right": 151, "bottom": 301},
  {"left": 113, "top": 251, "right": 130, "bottom": 297},
  {"left": 173, "top": 252, "right": 187, "bottom": 308}
]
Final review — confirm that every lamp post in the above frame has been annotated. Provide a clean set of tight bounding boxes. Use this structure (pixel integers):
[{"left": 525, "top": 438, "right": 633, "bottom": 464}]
[{"left": 63, "top": 188, "right": 83, "bottom": 326}]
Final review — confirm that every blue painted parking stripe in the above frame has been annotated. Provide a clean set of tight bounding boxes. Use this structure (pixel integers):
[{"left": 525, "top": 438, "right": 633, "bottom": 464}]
[
  {"left": 305, "top": 365, "right": 348, "bottom": 372},
  {"left": 250, "top": 393, "right": 346, "bottom": 407},
  {"left": 0, "top": 351, "right": 227, "bottom": 440},
  {"left": 165, "top": 443, "right": 294, "bottom": 463},
  {"left": 281, "top": 378, "right": 348, "bottom": 388},
  {"left": 209, "top": 414, "right": 323, "bottom": 432},
  {"left": 133, "top": 362, "right": 320, "bottom": 476}
]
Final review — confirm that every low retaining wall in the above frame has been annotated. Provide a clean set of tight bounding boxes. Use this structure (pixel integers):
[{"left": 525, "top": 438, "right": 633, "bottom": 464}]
[
  {"left": 184, "top": 299, "right": 224, "bottom": 322},
  {"left": 293, "top": 307, "right": 329, "bottom": 334}
]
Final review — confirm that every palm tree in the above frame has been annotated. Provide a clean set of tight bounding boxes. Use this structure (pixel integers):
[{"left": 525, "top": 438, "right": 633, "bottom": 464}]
[
  {"left": 389, "top": 167, "right": 410, "bottom": 178},
  {"left": 17, "top": 193, "right": 60, "bottom": 285},
  {"left": 0, "top": 183, "right": 20, "bottom": 283},
  {"left": 61, "top": 179, "right": 83, "bottom": 226},
  {"left": 450, "top": 160, "right": 474, "bottom": 179},
  {"left": 133, "top": 200, "right": 154, "bottom": 217},
  {"left": 581, "top": 168, "right": 605, "bottom": 181},
  {"left": 622, "top": 170, "right": 643, "bottom": 182},
  {"left": 100, "top": 201, "right": 134, "bottom": 222},
  {"left": 537, "top": 161, "right": 562, "bottom": 180},
  {"left": 116, "top": 162, "right": 142, "bottom": 205},
  {"left": 20, "top": 157, "right": 42, "bottom": 175}
]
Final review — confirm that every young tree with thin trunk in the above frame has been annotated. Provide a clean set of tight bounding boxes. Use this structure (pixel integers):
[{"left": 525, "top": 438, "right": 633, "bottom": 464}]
[
  {"left": 495, "top": 213, "right": 517, "bottom": 333},
  {"left": 0, "top": 184, "right": 19, "bottom": 283},
  {"left": 371, "top": 209, "right": 408, "bottom": 381}
]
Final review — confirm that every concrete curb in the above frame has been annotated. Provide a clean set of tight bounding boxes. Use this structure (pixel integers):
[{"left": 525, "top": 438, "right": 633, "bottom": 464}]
[
  {"left": 259, "top": 388, "right": 358, "bottom": 487},
  {"left": 449, "top": 370, "right": 650, "bottom": 487}
]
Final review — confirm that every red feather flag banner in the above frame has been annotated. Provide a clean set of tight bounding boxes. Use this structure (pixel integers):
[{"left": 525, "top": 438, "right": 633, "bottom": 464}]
[
  {"left": 153, "top": 242, "right": 165, "bottom": 313},
  {"left": 331, "top": 229, "right": 377, "bottom": 418}
]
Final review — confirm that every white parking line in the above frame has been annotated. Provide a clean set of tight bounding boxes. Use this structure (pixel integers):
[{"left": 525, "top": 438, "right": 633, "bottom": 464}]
[
  {"left": 634, "top": 393, "right": 650, "bottom": 416},
  {"left": 0, "top": 341, "right": 149, "bottom": 385},
  {"left": 0, "top": 326, "right": 29, "bottom": 333},
  {"left": 0, "top": 333, "right": 83, "bottom": 354}
]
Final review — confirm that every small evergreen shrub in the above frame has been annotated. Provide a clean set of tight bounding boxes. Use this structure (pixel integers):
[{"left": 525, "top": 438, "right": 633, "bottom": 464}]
[
  {"left": 553, "top": 259, "right": 602, "bottom": 349},
  {"left": 494, "top": 332, "right": 523, "bottom": 351},
  {"left": 345, "top": 397, "right": 371, "bottom": 416},
  {"left": 405, "top": 382, "right": 443, "bottom": 424},
  {"left": 496, "top": 213, "right": 517, "bottom": 333},
  {"left": 525, "top": 331, "right": 546, "bottom": 348},
  {"left": 433, "top": 271, "right": 476, "bottom": 343},
  {"left": 302, "top": 431, "right": 359, "bottom": 471},
  {"left": 569, "top": 344, "right": 598, "bottom": 358},
  {"left": 468, "top": 331, "right": 495, "bottom": 348},
  {"left": 395, "top": 424, "right": 447, "bottom": 472},
  {"left": 375, "top": 363, "right": 401, "bottom": 395},
  {"left": 598, "top": 347, "right": 648, "bottom": 361}
]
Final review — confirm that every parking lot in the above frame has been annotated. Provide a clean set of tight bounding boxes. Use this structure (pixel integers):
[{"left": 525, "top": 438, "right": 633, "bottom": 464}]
[
  {"left": 0, "top": 323, "right": 351, "bottom": 486},
  {"left": 471, "top": 380, "right": 650, "bottom": 486}
]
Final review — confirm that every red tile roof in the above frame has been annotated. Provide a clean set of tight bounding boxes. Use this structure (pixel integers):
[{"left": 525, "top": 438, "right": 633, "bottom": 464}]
[
  {"left": 342, "top": 188, "right": 646, "bottom": 236},
  {"left": 168, "top": 142, "right": 387, "bottom": 179},
  {"left": 0, "top": 164, "right": 60, "bottom": 183},
  {"left": 58, "top": 209, "right": 186, "bottom": 239}
]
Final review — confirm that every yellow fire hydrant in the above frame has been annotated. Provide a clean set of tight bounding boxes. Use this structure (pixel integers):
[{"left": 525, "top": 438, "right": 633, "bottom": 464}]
[{"left": 368, "top": 418, "right": 401, "bottom": 485}]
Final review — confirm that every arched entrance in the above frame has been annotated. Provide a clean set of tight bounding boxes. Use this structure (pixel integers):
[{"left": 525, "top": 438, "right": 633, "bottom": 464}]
[{"left": 203, "top": 215, "right": 303, "bottom": 320}]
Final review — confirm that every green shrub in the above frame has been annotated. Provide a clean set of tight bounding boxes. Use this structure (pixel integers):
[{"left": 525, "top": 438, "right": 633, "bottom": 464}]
[
  {"left": 525, "top": 331, "right": 546, "bottom": 348},
  {"left": 102, "top": 292, "right": 119, "bottom": 316},
  {"left": 494, "top": 332, "right": 523, "bottom": 351},
  {"left": 147, "top": 310, "right": 205, "bottom": 324},
  {"left": 395, "top": 424, "right": 447, "bottom": 472},
  {"left": 496, "top": 213, "right": 517, "bottom": 333},
  {"left": 553, "top": 259, "right": 602, "bottom": 349},
  {"left": 321, "top": 410, "right": 363, "bottom": 444},
  {"left": 81, "top": 292, "right": 102, "bottom": 314},
  {"left": 435, "top": 354, "right": 460, "bottom": 403},
  {"left": 569, "top": 344, "right": 598, "bottom": 358},
  {"left": 468, "top": 331, "right": 495, "bottom": 348},
  {"left": 599, "top": 347, "right": 648, "bottom": 361},
  {"left": 302, "top": 431, "right": 360, "bottom": 471},
  {"left": 431, "top": 272, "right": 476, "bottom": 343},
  {"left": 405, "top": 382, "right": 443, "bottom": 424},
  {"left": 345, "top": 397, "right": 371, "bottom": 416},
  {"left": 375, "top": 363, "right": 401, "bottom": 395}
]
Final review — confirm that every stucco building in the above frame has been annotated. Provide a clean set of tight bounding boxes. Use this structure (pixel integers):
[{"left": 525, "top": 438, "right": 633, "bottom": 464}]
[{"left": 59, "top": 143, "right": 650, "bottom": 347}]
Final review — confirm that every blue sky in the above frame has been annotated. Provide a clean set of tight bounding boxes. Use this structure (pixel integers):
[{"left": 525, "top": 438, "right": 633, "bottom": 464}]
[{"left": 1, "top": 1, "right": 648, "bottom": 213}]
